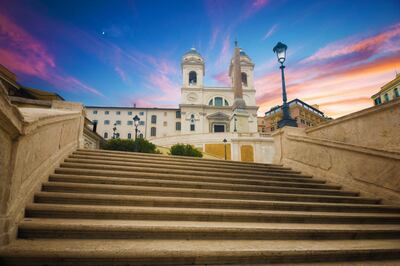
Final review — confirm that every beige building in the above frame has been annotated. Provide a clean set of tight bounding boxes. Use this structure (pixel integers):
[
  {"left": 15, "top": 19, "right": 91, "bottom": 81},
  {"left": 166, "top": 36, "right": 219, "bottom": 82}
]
[
  {"left": 371, "top": 73, "right": 400, "bottom": 105},
  {"left": 86, "top": 47, "right": 259, "bottom": 140},
  {"left": 258, "top": 98, "right": 329, "bottom": 133}
]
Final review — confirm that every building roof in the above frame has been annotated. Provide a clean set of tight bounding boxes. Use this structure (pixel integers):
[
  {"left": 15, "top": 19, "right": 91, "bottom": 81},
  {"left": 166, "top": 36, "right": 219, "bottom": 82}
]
[
  {"left": 265, "top": 98, "right": 325, "bottom": 117},
  {"left": 183, "top": 48, "right": 203, "bottom": 58},
  {"left": 371, "top": 73, "right": 400, "bottom": 98}
]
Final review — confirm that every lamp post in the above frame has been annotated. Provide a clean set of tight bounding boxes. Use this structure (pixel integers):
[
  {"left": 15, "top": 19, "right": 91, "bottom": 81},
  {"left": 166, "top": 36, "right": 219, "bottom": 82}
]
[
  {"left": 112, "top": 123, "right": 118, "bottom": 139},
  {"left": 133, "top": 115, "right": 140, "bottom": 140},
  {"left": 233, "top": 113, "right": 237, "bottom": 132},
  {"left": 273, "top": 42, "right": 297, "bottom": 128},
  {"left": 223, "top": 138, "right": 227, "bottom": 160}
]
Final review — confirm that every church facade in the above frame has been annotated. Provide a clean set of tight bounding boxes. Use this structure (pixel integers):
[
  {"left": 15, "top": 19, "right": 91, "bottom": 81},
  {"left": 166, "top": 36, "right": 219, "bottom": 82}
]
[{"left": 85, "top": 46, "right": 259, "bottom": 141}]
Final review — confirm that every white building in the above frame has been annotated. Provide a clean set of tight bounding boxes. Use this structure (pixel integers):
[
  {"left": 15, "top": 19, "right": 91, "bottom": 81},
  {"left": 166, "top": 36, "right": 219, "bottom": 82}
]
[{"left": 85, "top": 45, "right": 275, "bottom": 163}]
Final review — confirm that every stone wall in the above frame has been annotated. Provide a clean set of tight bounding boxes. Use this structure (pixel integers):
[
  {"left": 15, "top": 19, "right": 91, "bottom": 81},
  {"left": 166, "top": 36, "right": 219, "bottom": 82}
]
[
  {"left": 306, "top": 98, "right": 400, "bottom": 152},
  {"left": 273, "top": 100, "right": 400, "bottom": 204},
  {"left": 150, "top": 132, "right": 275, "bottom": 163},
  {"left": 0, "top": 86, "right": 84, "bottom": 245}
]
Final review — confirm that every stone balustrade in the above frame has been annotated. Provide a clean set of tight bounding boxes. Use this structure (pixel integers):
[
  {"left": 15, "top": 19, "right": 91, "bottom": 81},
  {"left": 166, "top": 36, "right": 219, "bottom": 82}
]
[
  {"left": 273, "top": 99, "right": 400, "bottom": 204},
  {"left": 0, "top": 85, "right": 85, "bottom": 245}
]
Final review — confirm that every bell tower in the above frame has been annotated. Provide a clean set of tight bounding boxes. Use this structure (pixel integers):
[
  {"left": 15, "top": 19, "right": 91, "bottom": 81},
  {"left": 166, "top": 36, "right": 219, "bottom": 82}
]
[{"left": 181, "top": 48, "right": 204, "bottom": 88}]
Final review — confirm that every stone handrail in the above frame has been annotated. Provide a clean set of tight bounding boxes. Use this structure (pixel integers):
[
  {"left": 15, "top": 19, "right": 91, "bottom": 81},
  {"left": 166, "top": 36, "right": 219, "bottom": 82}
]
[
  {"left": 273, "top": 126, "right": 400, "bottom": 204},
  {"left": 0, "top": 85, "right": 84, "bottom": 245}
]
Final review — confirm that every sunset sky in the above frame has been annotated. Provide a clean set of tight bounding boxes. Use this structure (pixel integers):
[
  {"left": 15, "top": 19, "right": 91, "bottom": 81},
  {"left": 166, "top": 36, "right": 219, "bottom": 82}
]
[{"left": 1, "top": 0, "right": 399, "bottom": 118}]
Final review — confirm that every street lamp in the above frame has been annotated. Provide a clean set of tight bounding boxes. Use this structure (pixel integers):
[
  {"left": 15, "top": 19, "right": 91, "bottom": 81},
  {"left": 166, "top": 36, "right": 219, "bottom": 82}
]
[
  {"left": 223, "top": 138, "right": 228, "bottom": 160},
  {"left": 112, "top": 123, "right": 118, "bottom": 139},
  {"left": 233, "top": 113, "right": 237, "bottom": 132},
  {"left": 273, "top": 42, "right": 297, "bottom": 128},
  {"left": 133, "top": 115, "right": 140, "bottom": 139}
]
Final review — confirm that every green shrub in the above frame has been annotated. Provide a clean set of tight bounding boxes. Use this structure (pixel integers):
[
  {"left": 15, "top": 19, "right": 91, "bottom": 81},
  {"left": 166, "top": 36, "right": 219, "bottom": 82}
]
[
  {"left": 169, "top": 143, "right": 203, "bottom": 157},
  {"left": 101, "top": 138, "right": 160, "bottom": 154}
]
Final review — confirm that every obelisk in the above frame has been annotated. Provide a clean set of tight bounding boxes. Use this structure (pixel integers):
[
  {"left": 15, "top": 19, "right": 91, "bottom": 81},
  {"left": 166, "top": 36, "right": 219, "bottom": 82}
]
[
  {"left": 231, "top": 40, "right": 249, "bottom": 133},
  {"left": 232, "top": 41, "right": 246, "bottom": 110}
]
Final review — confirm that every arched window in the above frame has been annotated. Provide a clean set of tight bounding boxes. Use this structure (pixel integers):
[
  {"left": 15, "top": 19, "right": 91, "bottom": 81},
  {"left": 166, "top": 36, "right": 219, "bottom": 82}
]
[
  {"left": 104, "top": 132, "right": 108, "bottom": 138},
  {"left": 139, "top": 133, "right": 144, "bottom": 138},
  {"left": 127, "top": 133, "right": 131, "bottom": 139},
  {"left": 214, "top": 97, "right": 223, "bottom": 106},
  {"left": 189, "top": 71, "right": 197, "bottom": 85},
  {"left": 241, "top": 72, "right": 248, "bottom": 86}
]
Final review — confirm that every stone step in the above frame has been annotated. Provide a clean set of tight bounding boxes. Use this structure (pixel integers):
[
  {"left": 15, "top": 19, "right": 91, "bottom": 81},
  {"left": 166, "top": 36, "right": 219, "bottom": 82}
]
[
  {"left": 25, "top": 204, "right": 400, "bottom": 224},
  {"left": 55, "top": 167, "right": 324, "bottom": 185},
  {"left": 59, "top": 162, "right": 310, "bottom": 179},
  {"left": 70, "top": 153, "right": 289, "bottom": 172},
  {"left": 65, "top": 157, "right": 294, "bottom": 175},
  {"left": 1, "top": 238, "right": 400, "bottom": 265},
  {"left": 50, "top": 173, "right": 340, "bottom": 190},
  {"left": 74, "top": 149, "right": 284, "bottom": 169},
  {"left": 34, "top": 192, "right": 400, "bottom": 213},
  {"left": 41, "top": 182, "right": 376, "bottom": 204},
  {"left": 47, "top": 175, "right": 357, "bottom": 197},
  {"left": 18, "top": 219, "right": 400, "bottom": 240}
]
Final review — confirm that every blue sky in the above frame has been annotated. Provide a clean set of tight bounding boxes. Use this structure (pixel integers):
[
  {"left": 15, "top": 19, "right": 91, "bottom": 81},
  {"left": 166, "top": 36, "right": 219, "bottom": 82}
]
[{"left": 1, "top": 0, "right": 399, "bottom": 117}]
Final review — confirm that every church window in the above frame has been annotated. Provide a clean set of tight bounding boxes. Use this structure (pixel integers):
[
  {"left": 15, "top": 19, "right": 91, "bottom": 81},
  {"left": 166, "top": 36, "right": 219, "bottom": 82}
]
[
  {"left": 208, "top": 99, "right": 213, "bottom": 106},
  {"left": 93, "top": 110, "right": 98, "bottom": 114},
  {"left": 128, "top": 111, "right": 132, "bottom": 115},
  {"left": 116, "top": 120, "right": 121, "bottom": 125},
  {"left": 139, "top": 133, "right": 143, "bottom": 138},
  {"left": 395, "top": 88, "right": 399, "bottom": 98},
  {"left": 104, "top": 132, "right": 108, "bottom": 138},
  {"left": 105, "top": 111, "right": 109, "bottom": 115},
  {"left": 116, "top": 111, "right": 121, "bottom": 115},
  {"left": 151, "top": 115, "right": 157, "bottom": 124},
  {"left": 104, "top": 120, "right": 110, "bottom": 125},
  {"left": 190, "top": 114, "right": 195, "bottom": 131},
  {"left": 224, "top": 99, "right": 229, "bottom": 106},
  {"left": 214, "top": 97, "right": 223, "bottom": 106},
  {"left": 384, "top": 93, "right": 390, "bottom": 102},
  {"left": 176, "top": 111, "right": 181, "bottom": 118},
  {"left": 176, "top": 122, "right": 181, "bottom": 131},
  {"left": 191, "top": 114, "right": 195, "bottom": 119},
  {"left": 139, "top": 111, "right": 144, "bottom": 115},
  {"left": 151, "top": 127, "right": 156, "bottom": 136},
  {"left": 190, "top": 124, "right": 195, "bottom": 131},
  {"left": 189, "top": 71, "right": 197, "bottom": 85},
  {"left": 241, "top": 72, "right": 248, "bottom": 86},
  {"left": 127, "top": 133, "right": 132, "bottom": 139}
]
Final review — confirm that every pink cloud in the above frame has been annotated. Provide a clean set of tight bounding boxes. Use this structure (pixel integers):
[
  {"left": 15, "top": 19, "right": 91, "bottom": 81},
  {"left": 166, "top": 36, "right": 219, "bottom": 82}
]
[
  {"left": 262, "top": 24, "right": 278, "bottom": 41},
  {"left": 255, "top": 54, "right": 400, "bottom": 118},
  {"left": 215, "top": 34, "right": 231, "bottom": 68},
  {"left": 213, "top": 72, "right": 231, "bottom": 86},
  {"left": 303, "top": 23, "right": 400, "bottom": 63},
  {"left": 0, "top": 12, "right": 103, "bottom": 97},
  {"left": 242, "top": 0, "right": 269, "bottom": 19},
  {"left": 114, "top": 66, "right": 129, "bottom": 84}
]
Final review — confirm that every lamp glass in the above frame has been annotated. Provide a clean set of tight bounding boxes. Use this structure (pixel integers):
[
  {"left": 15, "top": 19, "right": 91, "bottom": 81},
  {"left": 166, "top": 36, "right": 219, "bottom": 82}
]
[{"left": 273, "top": 42, "right": 287, "bottom": 64}]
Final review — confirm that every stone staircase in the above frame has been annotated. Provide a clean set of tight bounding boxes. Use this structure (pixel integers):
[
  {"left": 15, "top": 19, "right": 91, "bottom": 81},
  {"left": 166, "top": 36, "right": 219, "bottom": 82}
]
[{"left": 1, "top": 148, "right": 400, "bottom": 265}]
